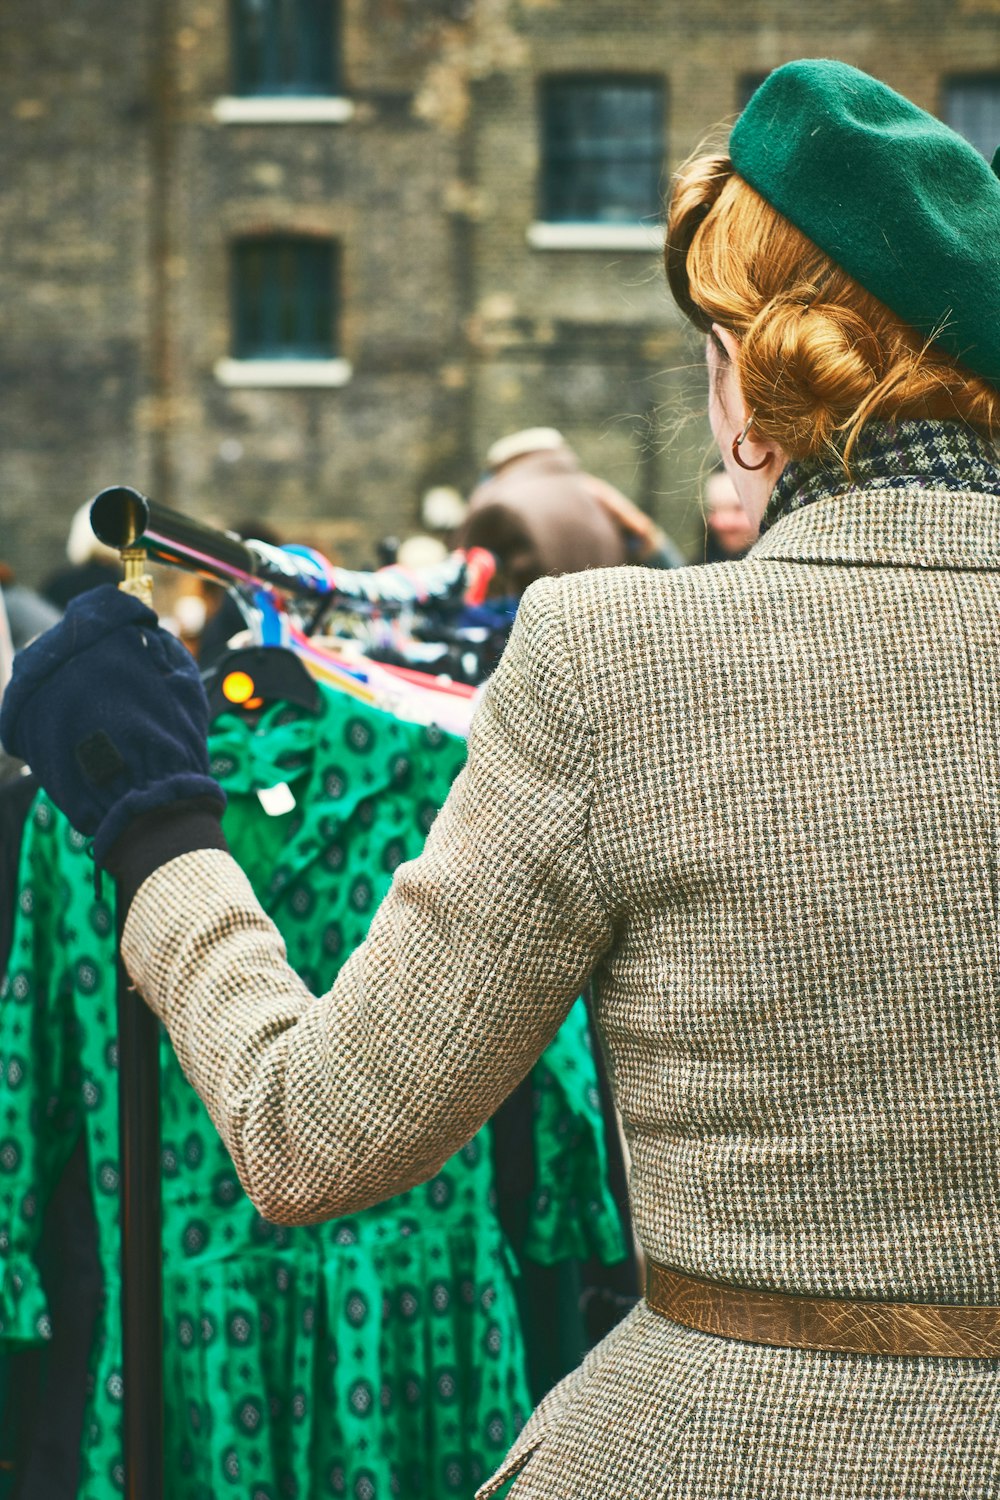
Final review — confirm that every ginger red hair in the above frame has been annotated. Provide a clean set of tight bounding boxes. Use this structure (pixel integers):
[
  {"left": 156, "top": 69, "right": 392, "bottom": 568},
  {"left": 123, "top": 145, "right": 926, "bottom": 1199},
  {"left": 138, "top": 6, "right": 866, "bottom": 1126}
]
[{"left": 666, "top": 154, "right": 1000, "bottom": 462}]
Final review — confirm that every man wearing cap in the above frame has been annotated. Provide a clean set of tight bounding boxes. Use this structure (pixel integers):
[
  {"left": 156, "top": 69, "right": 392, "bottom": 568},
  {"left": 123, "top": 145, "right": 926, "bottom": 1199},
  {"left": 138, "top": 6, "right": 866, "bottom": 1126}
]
[
  {"left": 461, "top": 428, "right": 684, "bottom": 595},
  {"left": 5, "top": 61, "right": 1000, "bottom": 1496}
]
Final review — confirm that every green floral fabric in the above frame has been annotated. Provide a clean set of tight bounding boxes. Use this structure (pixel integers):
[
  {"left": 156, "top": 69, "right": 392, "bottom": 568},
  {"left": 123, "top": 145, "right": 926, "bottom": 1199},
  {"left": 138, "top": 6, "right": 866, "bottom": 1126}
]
[
  {"left": 0, "top": 684, "right": 624, "bottom": 1498},
  {"left": 523, "top": 1004, "right": 624, "bottom": 1268}
]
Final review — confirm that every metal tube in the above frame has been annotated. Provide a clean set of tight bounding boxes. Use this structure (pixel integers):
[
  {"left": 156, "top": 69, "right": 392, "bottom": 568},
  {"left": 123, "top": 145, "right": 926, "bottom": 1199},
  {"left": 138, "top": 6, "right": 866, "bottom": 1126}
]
[
  {"left": 91, "top": 486, "right": 269, "bottom": 592},
  {"left": 91, "top": 485, "right": 340, "bottom": 599},
  {"left": 90, "top": 486, "right": 484, "bottom": 614}
]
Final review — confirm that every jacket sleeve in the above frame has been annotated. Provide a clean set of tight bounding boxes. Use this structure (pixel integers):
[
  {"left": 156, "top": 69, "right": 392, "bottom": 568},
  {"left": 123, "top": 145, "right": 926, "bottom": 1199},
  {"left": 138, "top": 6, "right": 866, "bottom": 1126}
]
[{"left": 120, "top": 578, "right": 613, "bottom": 1224}]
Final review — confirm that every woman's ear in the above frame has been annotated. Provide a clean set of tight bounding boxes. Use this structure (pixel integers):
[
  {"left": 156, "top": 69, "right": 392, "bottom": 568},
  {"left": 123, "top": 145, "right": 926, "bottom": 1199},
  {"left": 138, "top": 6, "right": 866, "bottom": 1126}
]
[{"left": 708, "top": 321, "right": 788, "bottom": 516}]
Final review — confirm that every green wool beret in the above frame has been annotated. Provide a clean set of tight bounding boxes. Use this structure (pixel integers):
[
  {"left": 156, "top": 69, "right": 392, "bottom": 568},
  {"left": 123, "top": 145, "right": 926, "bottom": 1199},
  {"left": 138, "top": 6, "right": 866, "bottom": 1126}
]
[{"left": 729, "top": 59, "right": 1000, "bottom": 389}]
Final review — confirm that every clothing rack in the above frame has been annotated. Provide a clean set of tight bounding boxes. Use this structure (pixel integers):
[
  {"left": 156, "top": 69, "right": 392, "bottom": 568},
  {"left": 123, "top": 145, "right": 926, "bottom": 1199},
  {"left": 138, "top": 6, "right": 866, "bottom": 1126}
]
[
  {"left": 90, "top": 484, "right": 514, "bottom": 701},
  {"left": 89, "top": 485, "right": 496, "bottom": 623},
  {"left": 87, "top": 486, "right": 504, "bottom": 1498}
]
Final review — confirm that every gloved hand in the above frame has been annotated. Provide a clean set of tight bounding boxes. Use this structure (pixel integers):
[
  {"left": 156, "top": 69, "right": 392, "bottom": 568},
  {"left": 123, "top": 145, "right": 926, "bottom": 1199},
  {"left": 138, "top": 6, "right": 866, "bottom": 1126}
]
[{"left": 0, "top": 585, "right": 225, "bottom": 866}]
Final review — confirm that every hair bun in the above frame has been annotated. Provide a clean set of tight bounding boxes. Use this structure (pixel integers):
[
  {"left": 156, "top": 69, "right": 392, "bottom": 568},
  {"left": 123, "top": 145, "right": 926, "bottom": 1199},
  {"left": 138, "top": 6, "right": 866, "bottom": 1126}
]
[{"left": 740, "top": 299, "right": 886, "bottom": 455}]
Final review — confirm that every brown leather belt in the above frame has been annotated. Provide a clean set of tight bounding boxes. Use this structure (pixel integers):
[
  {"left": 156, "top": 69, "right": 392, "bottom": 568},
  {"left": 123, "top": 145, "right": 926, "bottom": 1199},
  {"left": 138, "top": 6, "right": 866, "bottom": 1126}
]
[{"left": 645, "top": 1260, "right": 1000, "bottom": 1358}]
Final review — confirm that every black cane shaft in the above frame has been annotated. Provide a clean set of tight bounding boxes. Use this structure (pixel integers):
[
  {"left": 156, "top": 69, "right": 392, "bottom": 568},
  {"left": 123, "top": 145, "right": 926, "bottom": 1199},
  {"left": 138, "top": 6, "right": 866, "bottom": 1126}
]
[{"left": 115, "top": 925, "right": 164, "bottom": 1500}]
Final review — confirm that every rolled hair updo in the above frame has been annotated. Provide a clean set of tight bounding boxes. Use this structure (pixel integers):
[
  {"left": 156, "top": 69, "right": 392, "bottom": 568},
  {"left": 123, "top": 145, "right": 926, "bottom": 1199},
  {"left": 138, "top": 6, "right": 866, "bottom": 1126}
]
[{"left": 666, "top": 153, "right": 1000, "bottom": 464}]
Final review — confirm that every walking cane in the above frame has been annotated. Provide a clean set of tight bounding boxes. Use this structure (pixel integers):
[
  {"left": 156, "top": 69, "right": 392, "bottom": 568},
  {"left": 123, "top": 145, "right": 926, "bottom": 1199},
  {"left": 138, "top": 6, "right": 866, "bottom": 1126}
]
[{"left": 113, "top": 517, "right": 163, "bottom": 1500}]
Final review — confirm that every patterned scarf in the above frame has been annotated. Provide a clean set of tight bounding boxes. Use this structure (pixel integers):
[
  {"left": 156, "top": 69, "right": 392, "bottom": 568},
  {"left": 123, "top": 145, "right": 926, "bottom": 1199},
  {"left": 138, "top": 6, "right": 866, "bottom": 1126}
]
[{"left": 760, "top": 420, "right": 1000, "bottom": 535}]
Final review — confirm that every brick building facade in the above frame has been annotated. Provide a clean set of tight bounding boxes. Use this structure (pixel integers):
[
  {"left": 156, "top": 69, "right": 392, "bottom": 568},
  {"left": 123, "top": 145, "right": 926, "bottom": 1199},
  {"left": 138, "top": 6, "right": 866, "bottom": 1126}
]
[{"left": 2, "top": 0, "right": 999, "bottom": 581}]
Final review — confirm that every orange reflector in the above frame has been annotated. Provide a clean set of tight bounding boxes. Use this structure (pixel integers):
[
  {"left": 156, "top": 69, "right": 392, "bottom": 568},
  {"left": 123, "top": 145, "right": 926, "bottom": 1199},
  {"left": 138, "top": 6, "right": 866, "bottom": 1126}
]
[{"left": 222, "top": 670, "right": 255, "bottom": 705}]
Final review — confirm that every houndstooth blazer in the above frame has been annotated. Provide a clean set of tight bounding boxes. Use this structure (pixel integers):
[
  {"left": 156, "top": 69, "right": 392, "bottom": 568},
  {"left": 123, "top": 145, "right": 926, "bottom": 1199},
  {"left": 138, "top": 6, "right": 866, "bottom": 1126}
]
[{"left": 123, "top": 478, "right": 1000, "bottom": 1497}]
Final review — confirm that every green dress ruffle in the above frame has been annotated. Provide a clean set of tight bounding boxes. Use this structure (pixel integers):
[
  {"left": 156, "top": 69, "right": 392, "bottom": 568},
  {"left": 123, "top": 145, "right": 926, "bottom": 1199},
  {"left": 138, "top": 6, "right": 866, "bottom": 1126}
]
[{"left": 0, "top": 685, "right": 625, "bottom": 1498}]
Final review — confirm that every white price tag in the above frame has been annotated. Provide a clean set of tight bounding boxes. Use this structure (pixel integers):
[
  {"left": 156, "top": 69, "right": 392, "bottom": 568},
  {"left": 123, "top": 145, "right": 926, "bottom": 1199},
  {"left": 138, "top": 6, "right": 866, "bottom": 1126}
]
[{"left": 257, "top": 782, "right": 296, "bottom": 817}]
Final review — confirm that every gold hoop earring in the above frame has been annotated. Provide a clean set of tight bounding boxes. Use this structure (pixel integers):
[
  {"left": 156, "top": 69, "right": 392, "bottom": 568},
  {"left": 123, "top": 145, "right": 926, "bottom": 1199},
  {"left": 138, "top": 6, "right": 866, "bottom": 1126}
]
[{"left": 732, "top": 413, "right": 769, "bottom": 473}]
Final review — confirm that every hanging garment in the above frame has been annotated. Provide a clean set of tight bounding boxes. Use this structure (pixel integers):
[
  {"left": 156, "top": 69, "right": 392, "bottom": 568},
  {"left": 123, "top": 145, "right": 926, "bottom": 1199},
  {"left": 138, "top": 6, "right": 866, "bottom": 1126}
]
[
  {"left": 286, "top": 626, "right": 482, "bottom": 738},
  {"left": 0, "top": 775, "right": 102, "bottom": 1500},
  {"left": 0, "top": 682, "right": 625, "bottom": 1500}
]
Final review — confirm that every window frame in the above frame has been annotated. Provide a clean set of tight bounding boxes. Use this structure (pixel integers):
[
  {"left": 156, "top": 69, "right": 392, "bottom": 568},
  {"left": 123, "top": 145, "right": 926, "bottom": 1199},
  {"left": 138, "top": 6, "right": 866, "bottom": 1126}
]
[
  {"left": 942, "top": 72, "right": 1000, "bottom": 161},
  {"left": 536, "top": 73, "right": 666, "bottom": 232},
  {"left": 230, "top": 0, "right": 341, "bottom": 100},
  {"left": 230, "top": 235, "right": 341, "bottom": 366}
]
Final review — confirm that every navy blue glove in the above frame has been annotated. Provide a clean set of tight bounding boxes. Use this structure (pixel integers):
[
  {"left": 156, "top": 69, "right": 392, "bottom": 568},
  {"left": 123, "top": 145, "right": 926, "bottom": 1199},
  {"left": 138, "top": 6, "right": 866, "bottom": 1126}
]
[{"left": 0, "top": 585, "right": 225, "bottom": 865}]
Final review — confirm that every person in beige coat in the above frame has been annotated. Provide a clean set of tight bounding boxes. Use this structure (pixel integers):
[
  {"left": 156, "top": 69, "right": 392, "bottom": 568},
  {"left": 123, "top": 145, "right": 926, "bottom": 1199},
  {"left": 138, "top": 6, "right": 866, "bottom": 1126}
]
[
  {"left": 5, "top": 60, "right": 1000, "bottom": 1496},
  {"left": 460, "top": 426, "right": 686, "bottom": 590}
]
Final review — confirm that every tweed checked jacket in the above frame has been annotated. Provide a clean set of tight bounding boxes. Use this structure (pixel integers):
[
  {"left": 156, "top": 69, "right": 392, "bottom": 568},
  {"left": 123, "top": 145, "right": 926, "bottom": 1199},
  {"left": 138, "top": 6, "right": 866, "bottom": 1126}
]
[{"left": 123, "top": 477, "right": 1000, "bottom": 1498}]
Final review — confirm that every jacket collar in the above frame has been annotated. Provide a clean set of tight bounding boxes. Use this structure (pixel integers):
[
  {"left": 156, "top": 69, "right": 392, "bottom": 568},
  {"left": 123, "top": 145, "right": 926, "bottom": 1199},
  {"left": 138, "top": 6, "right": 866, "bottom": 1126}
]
[
  {"left": 751, "top": 420, "right": 1000, "bottom": 571},
  {"left": 750, "top": 486, "right": 1000, "bottom": 571}
]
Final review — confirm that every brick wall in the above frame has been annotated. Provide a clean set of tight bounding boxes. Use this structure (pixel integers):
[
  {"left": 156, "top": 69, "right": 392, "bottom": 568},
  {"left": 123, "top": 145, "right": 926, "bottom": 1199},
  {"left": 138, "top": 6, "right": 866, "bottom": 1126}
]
[
  {"left": 1, "top": 0, "right": 998, "bottom": 581},
  {"left": 0, "top": 0, "right": 156, "bottom": 584}
]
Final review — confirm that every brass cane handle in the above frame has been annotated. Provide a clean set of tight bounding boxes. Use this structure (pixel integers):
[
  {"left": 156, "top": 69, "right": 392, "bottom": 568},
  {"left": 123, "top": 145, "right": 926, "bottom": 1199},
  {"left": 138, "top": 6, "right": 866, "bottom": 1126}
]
[{"left": 117, "top": 509, "right": 154, "bottom": 609}]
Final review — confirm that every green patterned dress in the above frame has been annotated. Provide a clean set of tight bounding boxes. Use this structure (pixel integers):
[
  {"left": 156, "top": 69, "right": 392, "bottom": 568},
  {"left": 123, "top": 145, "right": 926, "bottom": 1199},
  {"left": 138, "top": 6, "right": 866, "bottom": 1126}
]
[{"left": 0, "top": 686, "right": 625, "bottom": 1499}]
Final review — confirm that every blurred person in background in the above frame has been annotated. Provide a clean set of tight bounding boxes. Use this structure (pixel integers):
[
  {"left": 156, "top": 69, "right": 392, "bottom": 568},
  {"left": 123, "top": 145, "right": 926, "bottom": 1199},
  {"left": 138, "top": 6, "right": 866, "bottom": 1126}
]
[
  {"left": 699, "top": 464, "right": 757, "bottom": 562},
  {"left": 6, "top": 60, "right": 1000, "bottom": 1498},
  {"left": 421, "top": 483, "right": 469, "bottom": 542},
  {"left": 40, "top": 501, "right": 122, "bottom": 610},
  {"left": 395, "top": 533, "right": 449, "bottom": 570},
  {"left": 0, "top": 588, "right": 19, "bottom": 785},
  {"left": 0, "top": 588, "right": 12, "bottom": 703},
  {"left": 460, "top": 426, "right": 684, "bottom": 596},
  {"left": 0, "top": 562, "right": 60, "bottom": 653}
]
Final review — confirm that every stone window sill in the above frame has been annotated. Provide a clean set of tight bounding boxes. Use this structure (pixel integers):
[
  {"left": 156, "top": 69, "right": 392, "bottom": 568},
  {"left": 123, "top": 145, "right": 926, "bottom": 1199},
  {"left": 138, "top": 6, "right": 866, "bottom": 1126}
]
[
  {"left": 214, "top": 358, "right": 353, "bottom": 388},
  {"left": 526, "top": 222, "right": 664, "bottom": 251},
  {"left": 212, "top": 97, "right": 355, "bottom": 125}
]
